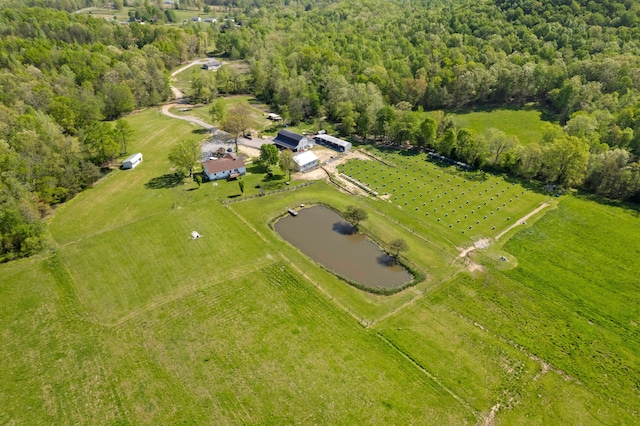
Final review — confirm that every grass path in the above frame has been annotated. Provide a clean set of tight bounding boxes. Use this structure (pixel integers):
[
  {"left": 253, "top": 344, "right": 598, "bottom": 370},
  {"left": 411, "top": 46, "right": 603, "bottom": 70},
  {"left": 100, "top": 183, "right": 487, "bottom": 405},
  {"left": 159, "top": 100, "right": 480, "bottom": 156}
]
[{"left": 495, "top": 202, "right": 550, "bottom": 240}]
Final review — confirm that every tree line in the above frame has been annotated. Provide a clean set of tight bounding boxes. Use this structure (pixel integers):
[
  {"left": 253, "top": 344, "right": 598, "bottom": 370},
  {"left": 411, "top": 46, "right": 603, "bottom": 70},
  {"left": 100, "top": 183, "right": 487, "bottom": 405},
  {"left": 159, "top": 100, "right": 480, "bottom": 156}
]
[
  {"left": 207, "top": 0, "right": 640, "bottom": 200},
  {"left": 0, "top": 7, "right": 188, "bottom": 260}
]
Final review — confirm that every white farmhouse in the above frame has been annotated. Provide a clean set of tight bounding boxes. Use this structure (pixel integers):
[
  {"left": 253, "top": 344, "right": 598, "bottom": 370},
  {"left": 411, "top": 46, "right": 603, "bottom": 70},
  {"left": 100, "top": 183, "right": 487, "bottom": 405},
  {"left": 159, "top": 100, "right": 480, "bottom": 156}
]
[{"left": 201, "top": 152, "right": 246, "bottom": 181}]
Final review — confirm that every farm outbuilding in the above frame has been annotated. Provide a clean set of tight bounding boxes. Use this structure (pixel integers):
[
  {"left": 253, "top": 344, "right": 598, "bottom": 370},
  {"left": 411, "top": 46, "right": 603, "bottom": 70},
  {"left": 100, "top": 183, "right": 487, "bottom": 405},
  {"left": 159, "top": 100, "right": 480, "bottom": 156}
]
[
  {"left": 201, "top": 152, "right": 246, "bottom": 181},
  {"left": 313, "top": 134, "right": 351, "bottom": 152},
  {"left": 273, "top": 130, "right": 313, "bottom": 152},
  {"left": 293, "top": 151, "right": 319, "bottom": 172},
  {"left": 122, "top": 153, "right": 143, "bottom": 169},
  {"left": 202, "top": 60, "right": 222, "bottom": 70}
]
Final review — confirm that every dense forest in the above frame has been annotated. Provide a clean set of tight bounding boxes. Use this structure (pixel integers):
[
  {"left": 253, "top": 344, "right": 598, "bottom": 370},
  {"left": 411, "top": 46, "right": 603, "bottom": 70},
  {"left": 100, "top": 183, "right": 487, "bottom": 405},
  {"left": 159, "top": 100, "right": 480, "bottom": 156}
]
[{"left": 1, "top": 0, "right": 640, "bottom": 260}]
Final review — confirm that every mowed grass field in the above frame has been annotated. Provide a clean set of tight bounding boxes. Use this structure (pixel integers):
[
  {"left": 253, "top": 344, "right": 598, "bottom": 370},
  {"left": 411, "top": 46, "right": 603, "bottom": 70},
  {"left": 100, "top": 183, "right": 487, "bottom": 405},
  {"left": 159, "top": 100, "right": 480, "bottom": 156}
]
[
  {"left": 451, "top": 107, "right": 553, "bottom": 145},
  {"left": 1, "top": 105, "right": 639, "bottom": 424},
  {"left": 338, "top": 146, "right": 551, "bottom": 247}
]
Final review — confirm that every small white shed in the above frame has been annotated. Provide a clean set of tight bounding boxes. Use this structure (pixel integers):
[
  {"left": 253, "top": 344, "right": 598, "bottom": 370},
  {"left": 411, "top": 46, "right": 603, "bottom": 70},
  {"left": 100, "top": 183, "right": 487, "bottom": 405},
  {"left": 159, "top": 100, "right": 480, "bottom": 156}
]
[
  {"left": 293, "top": 151, "right": 319, "bottom": 172},
  {"left": 122, "top": 153, "right": 143, "bottom": 169}
]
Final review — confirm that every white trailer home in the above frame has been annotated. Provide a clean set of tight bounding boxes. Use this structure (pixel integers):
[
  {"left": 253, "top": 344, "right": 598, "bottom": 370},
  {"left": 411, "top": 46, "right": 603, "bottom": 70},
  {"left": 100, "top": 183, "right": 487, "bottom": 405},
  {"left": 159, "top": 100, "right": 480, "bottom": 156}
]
[{"left": 122, "top": 153, "right": 143, "bottom": 169}]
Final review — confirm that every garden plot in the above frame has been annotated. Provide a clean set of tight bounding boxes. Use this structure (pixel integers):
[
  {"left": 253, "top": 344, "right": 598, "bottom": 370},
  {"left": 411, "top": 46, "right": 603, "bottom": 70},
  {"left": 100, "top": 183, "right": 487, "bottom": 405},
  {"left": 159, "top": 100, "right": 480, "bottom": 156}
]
[{"left": 337, "top": 148, "right": 548, "bottom": 243}]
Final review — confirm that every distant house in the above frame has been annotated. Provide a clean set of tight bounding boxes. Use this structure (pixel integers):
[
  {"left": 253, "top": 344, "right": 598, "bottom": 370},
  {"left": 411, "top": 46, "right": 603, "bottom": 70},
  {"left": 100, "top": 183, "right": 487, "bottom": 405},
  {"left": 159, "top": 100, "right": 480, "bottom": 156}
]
[
  {"left": 202, "top": 60, "right": 222, "bottom": 71},
  {"left": 313, "top": 134, "right": 352, "bottom": 152},
  {"left": 203, "top": 17, "right": 217, "bottom": 23},
  {"left": 122, "top": 153, "right": 143, "bottom": 169},
  {"left": 267, "top": 113, "right": 282, "bottom": 121},
  {"left": 293, "top": 151, "right": 319, "bottom": 172},
  {"left": 273, "top": 130, "right": 313, "bottom": 152},
  {"left": 191, "top": 17, "right": 201, "bottom": 22},
  {"left": 201, "top": 152, "right": 246, "bottom": 181}
]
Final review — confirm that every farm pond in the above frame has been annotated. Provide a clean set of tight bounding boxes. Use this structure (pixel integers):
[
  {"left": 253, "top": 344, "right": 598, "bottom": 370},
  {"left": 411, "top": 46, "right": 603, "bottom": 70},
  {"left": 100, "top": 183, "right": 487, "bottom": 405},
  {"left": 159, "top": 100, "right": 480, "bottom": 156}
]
[{"left": 275, "top": 206, "right": 412, "bottom": 290}]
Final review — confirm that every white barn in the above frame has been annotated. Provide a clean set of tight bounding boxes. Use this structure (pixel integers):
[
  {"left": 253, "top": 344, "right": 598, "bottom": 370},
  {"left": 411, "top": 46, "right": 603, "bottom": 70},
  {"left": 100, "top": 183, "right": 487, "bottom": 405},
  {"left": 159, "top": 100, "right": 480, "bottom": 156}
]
[
  {"left": 293, "top": 151, "right": 319, "bottom": 172},
  {"left": 122, "top": 153, "right": 143, "bottom": 169}
]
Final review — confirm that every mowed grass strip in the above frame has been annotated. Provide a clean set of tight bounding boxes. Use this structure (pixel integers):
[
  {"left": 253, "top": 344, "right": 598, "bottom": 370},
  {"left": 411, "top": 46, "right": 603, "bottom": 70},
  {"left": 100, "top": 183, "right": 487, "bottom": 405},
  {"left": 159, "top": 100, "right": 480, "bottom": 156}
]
[
  {"left": 58, "top": 199, "right": 272, "bottom": 325},
  {"left": 112, "top": 262, "right": 476, "bottom": 424},
  {"left": 429, "top": 195, "right": 640, "bottom": 421}
]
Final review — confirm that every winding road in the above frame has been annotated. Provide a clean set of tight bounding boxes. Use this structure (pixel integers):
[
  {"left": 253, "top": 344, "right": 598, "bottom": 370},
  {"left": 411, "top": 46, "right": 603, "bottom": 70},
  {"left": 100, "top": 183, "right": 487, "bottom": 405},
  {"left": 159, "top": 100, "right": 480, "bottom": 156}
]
[{"left": 161, "top": 59, "right": 270, "bottom": 149}]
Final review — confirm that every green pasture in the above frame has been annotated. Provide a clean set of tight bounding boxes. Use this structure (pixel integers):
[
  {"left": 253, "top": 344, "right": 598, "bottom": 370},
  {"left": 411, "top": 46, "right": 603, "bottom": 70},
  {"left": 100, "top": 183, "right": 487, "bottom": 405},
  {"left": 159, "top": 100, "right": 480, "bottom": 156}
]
[
  {"left": 76, "top": 6, "right": 131, "bottom": 21},
  {"left": 421, "top": 195, "right": 640, "bottom": 422},
  {"left": 0, "top": 258, "right": 475, "bottom": 423},
  {"left": 171, "top": 65, "right": 209, "bottom": 94},
  {"left": 5, "top": 103, "right": 639, "bottom": 424},
  {"left": 451, "top": 108, "right": 554, "bottom": 145},
  {"left": 48, "top": 109, "right": 204, "bottom": 245},
  {"left": 338, "top": 146, "right": 551, "bottom": 246}
]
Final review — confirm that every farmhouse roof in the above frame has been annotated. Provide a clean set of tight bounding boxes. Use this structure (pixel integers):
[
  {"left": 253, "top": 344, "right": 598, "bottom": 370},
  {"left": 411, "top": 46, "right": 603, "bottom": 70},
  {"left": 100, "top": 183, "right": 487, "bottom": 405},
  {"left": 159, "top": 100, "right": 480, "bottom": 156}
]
[
  {"left": 293, "top": 150, "right": 318, "bottom": 166},
  {"left": 202, "top": 154, "right": 245, "bottom": 174},
  {"left": 273, "top": 130, "right": 306, "bottom": 149}
]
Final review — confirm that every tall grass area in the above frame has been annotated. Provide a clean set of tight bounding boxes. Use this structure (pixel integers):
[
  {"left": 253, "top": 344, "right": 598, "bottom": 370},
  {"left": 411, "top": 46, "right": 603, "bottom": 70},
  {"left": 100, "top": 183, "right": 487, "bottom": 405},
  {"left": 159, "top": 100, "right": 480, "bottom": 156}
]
[
  {"left": 420, "top": 195, "right": 639, "bottom": 422},
  {"left": 451, "top": 108, "right": 553, "bottom": 145}
]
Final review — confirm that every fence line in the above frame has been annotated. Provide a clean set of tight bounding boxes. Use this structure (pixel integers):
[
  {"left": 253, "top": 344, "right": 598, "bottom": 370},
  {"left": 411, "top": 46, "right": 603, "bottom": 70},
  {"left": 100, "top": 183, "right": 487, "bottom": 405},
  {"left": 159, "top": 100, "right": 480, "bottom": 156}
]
[{"left": 220, "top": 181, "right": 316, "bottom": 205}]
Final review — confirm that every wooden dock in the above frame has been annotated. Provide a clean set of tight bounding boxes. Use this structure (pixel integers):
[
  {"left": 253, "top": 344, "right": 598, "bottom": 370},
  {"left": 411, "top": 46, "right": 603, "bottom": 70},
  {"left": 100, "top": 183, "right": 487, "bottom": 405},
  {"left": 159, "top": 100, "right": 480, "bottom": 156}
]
[{"left": 287, "top": 208, "right": 298, "bottom": 216}]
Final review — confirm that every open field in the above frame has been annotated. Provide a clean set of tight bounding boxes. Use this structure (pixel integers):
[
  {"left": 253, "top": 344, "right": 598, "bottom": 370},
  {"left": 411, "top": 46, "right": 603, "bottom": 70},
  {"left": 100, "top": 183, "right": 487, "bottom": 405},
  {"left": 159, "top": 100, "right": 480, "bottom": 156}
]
[
  {"left": 451, "top": 107, "right": 554, "bottom": 145},
  {"left": 3, "top": 106, "right": 639, "bottom": 424},
  {"left": 338, "top": 146, "right": 552, "bottom": 247}
]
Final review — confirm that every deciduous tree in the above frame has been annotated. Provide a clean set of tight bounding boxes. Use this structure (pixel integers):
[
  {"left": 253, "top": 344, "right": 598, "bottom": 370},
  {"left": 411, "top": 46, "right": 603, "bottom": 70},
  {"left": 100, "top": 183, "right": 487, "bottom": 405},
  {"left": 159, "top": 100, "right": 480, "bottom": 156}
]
[
  {"left": 278, "top": 149, "right": 295, "bottom": 181},
  {"left": 168, "top": 139, "right": 201, "bottom": 177},
  {"left": 259, "top": 144, "right": 279, "bottom": 172},
  {"left": 343, "top": 205, "right": 368, "bottom": 230},
  {"left": 389, "top": 238, "right": 409, "bottom": 259},
  {"left": 221, "top": 104, "right": 253, "bottom": 153}
]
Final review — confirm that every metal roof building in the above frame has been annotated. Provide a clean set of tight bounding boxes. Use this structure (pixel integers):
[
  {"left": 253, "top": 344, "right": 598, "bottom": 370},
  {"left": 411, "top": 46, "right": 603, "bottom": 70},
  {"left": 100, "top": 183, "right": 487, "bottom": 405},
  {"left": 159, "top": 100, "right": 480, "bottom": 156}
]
[{"left": 313, "top": 134, "right": 351, "bottom": 152}]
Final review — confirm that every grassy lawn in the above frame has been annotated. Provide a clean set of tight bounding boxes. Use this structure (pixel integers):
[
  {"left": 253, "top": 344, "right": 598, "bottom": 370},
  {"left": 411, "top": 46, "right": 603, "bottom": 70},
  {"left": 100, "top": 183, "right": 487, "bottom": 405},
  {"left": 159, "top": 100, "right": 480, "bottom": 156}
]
[
  {"left": 451, "top": 107, "right": 556, "bottom": 145},
  {"left": 48, "top": 109, "right": 205, "bottom": 245},
  {"left": 109, "top": 263, "right": 475, "bottom": 424},
  {"left": 0, "top": 256, "right": 128, "bottom": 424}
]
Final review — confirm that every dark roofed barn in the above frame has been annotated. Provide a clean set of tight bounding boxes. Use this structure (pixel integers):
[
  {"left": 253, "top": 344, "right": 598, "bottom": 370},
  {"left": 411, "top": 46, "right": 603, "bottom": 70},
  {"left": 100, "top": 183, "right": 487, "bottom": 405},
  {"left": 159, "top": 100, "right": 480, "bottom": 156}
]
[{"left": 272, "top": 130, "right": 313, "bottom": 152}]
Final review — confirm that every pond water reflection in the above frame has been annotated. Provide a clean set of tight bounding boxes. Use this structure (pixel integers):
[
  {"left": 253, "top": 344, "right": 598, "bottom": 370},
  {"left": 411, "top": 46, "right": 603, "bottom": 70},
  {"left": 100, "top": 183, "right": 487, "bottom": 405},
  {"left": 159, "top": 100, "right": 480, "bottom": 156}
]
[{"left": 275, "top": 206, "right": 412, "bottom": 290}]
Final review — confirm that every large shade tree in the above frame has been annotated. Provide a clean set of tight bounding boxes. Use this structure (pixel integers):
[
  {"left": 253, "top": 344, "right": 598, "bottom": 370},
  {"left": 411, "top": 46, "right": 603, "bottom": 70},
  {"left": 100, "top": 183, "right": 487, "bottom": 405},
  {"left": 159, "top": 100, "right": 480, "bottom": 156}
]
[
  {"left": 343, "top": 205, "right": 368, "bottom": 230},
  {"left": 168, "top": 139, "right": 201, "bottom": 177},
  {"left": 221, "top": 104, "right": 253, "bottom": 153}
]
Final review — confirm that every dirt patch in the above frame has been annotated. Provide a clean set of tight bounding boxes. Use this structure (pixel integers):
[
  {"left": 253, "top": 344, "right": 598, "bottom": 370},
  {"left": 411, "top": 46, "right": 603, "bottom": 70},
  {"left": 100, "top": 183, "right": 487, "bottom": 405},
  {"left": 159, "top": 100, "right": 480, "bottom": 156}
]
[
  {"left": 467, "top": 262, "right": 485, "bottom": 273},
  {"left": 238, "top": 145, "right": 260, "bottom": 158},
  {"left": 457, "top": 238, "right": 491, "bottom": 258},
  {"left": 294, "top": 148, "right": 372, "bottom": 196}
]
